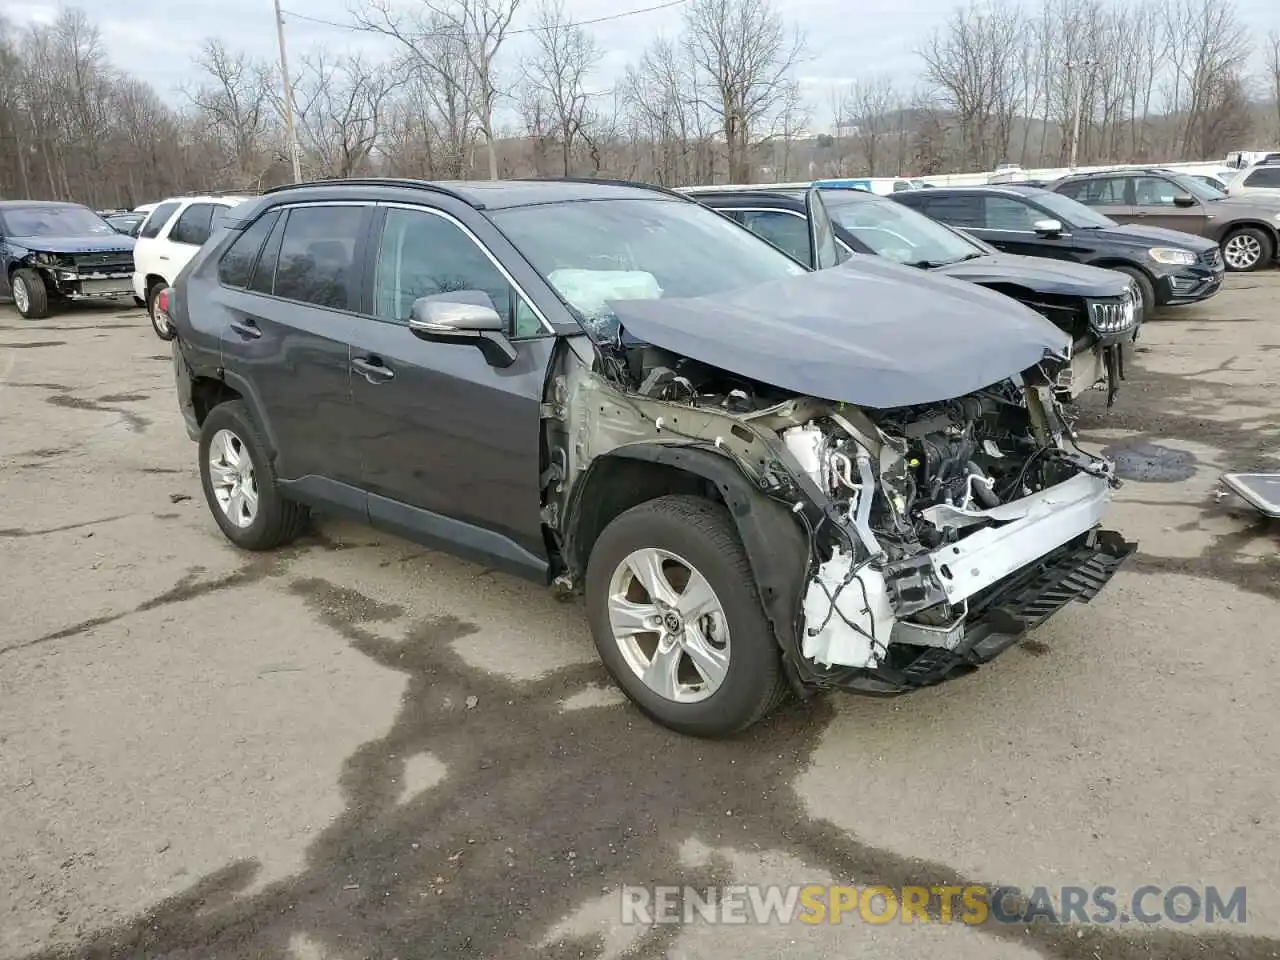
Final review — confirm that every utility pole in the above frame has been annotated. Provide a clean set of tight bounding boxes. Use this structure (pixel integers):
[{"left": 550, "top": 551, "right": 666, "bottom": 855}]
[
  {"left": 1067, "top": 58, "right": 1096, "bottom": 170},
  {"left": 273, "top": 0, "right": 303, "bottom": 183}
]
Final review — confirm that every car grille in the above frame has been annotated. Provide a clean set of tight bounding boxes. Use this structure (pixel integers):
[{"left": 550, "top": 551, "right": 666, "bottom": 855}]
[
  {"left": 72, "top": 252, "right": 134, "bottom": 273},
  {"left": 1088, "top": 291, "right": 1138, "bottom": 334},
  {"left": 1199, "top": 248, "right": 1223, "bottom": 269}
]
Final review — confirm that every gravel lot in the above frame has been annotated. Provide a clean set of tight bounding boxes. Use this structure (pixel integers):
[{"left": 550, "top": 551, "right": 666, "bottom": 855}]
[{"left": 2, "top": 275, "right": 1279, "bottom": 960}]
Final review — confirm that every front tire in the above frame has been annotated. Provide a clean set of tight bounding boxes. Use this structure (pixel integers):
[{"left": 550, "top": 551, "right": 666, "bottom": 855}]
[
  {"left": 11, "top": 268, "right": 49, "bottom": 319},
  {"left": 1221, "top": 227, "right": 1273, "bottom": 272},
  {"left": 148, "top": 282, "right": 174, "bottom": 340},
  {"left": 1112, "top": 265, "right": 1155, "bottom": 319},
  {"left": 198, "top": 400, "right": 308, "bottom": 551},
  {"left": 585, "top": 495, "right": 788, "bottom": 737}
]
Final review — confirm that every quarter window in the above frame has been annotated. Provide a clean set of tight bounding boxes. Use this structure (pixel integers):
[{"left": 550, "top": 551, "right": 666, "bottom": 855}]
[
  {"left": 169, "top": 203, "right": 217, "bottom": 246},
  {"left": 373, "top": 207, "right": 543, "bottom": 338},
  {"left": 138, "top": 201, "right": 181, "bottom": 239},
  {"left": 273, "top": 205, "right": 365, "bottom": 310},
  {"left": 217, "top": 211, "right": 280, "bottom": 288}
]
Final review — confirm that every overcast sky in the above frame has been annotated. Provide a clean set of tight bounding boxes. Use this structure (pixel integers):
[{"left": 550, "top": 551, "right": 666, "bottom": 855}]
[{"left": 6, "top": 0, "right": 1279, "bottom": 130}]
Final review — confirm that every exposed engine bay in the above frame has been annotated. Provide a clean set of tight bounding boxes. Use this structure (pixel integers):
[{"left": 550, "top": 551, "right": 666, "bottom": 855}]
[{"left": 548, "top": 331, "right": 1131, "bottom": 693}]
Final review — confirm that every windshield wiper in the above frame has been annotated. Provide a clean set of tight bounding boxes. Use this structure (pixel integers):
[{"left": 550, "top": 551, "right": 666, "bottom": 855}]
[{"left": 906, "top": 251, "right": 984, "bottom": 268}]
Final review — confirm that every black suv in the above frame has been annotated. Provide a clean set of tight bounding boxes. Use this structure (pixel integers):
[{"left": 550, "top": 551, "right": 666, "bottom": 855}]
[
  {"left": 1049, "top": 168, "right": 1280, "bottom": 273},
  {"left": 686, "top": 185, "right": 1139, "bottom": 404},
  {"left": 892, "top": 185, "right": 1224, "bottom": 315},
  {"left": 168, "top": 178, "right": 1132, "bottom": 737},
  {"left": 1, "top": 200, "right": 137, "bottom": 319}
]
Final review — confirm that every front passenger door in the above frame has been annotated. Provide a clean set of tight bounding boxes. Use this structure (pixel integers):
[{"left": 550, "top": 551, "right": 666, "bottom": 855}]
[{"left": 348, "top": 205, "right": 556, "bottom": 576}]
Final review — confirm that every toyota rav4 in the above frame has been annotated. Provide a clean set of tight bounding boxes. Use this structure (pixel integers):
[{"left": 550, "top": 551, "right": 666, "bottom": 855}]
[{"left": 167, "top": 177, "right": 1135, "bottom": 737}]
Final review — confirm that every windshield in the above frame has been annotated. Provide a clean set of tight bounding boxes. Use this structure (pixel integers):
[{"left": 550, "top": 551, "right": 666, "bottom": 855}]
[
  {"left": 1168, "top": 173, "right": 1226, "bottom": 200},
  {"left": 822, "top": 192, "right": 981, "bottom": 266},
  {"left": 1033, "top": 191, "right": 1116, "bottom": 228},
  {"left": 490, "top": 198, "right": 806, "bottom": 333},
  {"left": 0, "top": 205, "right": 116, "bottom": 238}
]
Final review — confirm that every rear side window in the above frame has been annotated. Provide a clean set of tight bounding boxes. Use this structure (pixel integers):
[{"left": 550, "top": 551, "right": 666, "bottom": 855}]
[
  {"left": 1244, "top": 167, "right": 1280, "bottom": 188},
  {"left": 170, "top": 203, "right": 216, "bottom": 246},
  {"left": 218, "top": 210, "right": 280, "bottom": 288},
  {"left": 273, "top": 205, "right": 365, "bottom": 309},
  {"left": 138, "top": 201, "right": 181, "bottom": 239},
  {"left": 921, "top": 195, "right": 983, "bottom": 228}
]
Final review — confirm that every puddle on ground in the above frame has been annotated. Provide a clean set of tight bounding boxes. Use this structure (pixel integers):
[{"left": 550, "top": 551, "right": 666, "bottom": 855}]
[{"left": 1100, "top": 440, "right": 1197, "bottom": 482}]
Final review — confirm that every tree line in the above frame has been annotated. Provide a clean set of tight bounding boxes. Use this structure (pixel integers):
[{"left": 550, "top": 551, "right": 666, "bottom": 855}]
[{"left": 1, "top": 0, "right": 1278, "bottom": 208}]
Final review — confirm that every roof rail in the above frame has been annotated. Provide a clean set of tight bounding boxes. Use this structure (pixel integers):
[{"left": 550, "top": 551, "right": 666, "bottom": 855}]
[
  {"left": 262, "top": 177, "right": 481, "bottom": 207},
  {"left": 531, "top": 176, "right": 694, "bottom": 203}
]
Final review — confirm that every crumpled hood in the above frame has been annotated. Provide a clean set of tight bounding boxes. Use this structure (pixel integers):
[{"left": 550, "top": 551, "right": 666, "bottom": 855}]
[
  {"left": 936, "top": 252, "right": 1132, "bottom": 297},
  {"left": 1086, "top": 223, "right": 1217, "bottom": 251},
  {"left": 7, "top": 235, "right": 135, "bottom": 255},
  {"left": 609, "top": 254, "right": 1071, "bottom": 409}
]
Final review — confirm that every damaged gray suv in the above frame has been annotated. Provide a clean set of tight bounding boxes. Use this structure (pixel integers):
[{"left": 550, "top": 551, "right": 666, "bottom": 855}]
[{"left": 168, "top": 178, "right": 1135, "bottom": 737}]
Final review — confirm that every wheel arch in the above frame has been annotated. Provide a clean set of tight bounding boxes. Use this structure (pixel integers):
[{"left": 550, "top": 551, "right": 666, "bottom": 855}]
[
  {"left": 1217, "top": 219, "right": 1279, "bottom": 245},
  {"left": 189, "top": 370, "right": 282, "bottom": 467},
  {"left": 563, "top": 444, "right": 809, "bottom": 664}
]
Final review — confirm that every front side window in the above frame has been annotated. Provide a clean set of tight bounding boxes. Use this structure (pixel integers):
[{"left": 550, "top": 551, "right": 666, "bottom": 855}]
[
  {"left": 489, "top": 197, "right": 805, "bottom": 331},
  {"left": 169, "top": 203, "right": 216, "bottom": 246},
  {"left": 1029, "top": 191, "right": 1116, "bottom": 228},
  {"left": 0, "top": 204, "right": 115, "bottom": 238},
  {"left": 372, "top": 207, "right": 543, "bottom": 338},
  {"left": 982, "top": 196, "right": 1039, "bottom": 230},
  {"left": 273, "top": 205, "right": 365, "bottom": 309},
  {"left": 139, "top": 202, "right": 181, "bottom": 239},
  {"left": 737, "top": 210, "right": 812, "bottom": 263},
  {"left": 217, "top": 210, "right": 280, "bottom": 288}
]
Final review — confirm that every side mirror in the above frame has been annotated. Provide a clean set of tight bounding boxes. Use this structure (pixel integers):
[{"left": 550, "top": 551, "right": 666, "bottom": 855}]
[
  {"left": 1172, "top": 194, "right": 1197, "bottom": 208},
  {"left": 408, "top": 291, "right": 516, "bottom": 368},
  {"left": 1032, "top": 218, "right": 1064, "bottom": 237}
]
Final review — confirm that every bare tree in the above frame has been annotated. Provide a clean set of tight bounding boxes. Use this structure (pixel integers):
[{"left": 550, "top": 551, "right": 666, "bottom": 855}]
[
  {"left": 842, "top": 76, "right": 901, "bottom": 175},
  {"left": 356, "top": 0, "right": 522, "bottom": 180},
  {"left": 1266, "top": 30, "right": 1280, "bottom": 141},
  {"left": 1165, "top": 0, "right": 1250, "bottom": 157},
  {"left": 522, "top": 0, "right": 601, "bottom": 175},
  {"left": 683, "top": 0, "right": 806, "bottom": 183},
  {"left": 186, "top": 39, "right": 276, "bottom": 189},
  {"left": 288, "top": 51, "right": 401, "bottom": 178}
]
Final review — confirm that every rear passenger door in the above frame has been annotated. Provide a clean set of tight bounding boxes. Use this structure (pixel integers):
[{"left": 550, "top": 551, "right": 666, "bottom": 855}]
[
  {"left": 347, "top": 203, "right": 556, "bottom": 576},
  {"left": 215, "top": 203, "right": 371, "bottom": 496}
]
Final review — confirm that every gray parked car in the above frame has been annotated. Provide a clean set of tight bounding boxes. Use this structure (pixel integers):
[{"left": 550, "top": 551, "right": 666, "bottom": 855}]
[
  {"left": 1050, "top": 168, "right": 1280, "bottom": 272},
  {"left": 167, "top": 177, "right": 1133, "bottom": 737}
]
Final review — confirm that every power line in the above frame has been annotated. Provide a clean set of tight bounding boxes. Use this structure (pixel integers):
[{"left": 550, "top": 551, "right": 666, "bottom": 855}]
[{"left": 279, "top": 0, "right": 689, "bottom": 35}]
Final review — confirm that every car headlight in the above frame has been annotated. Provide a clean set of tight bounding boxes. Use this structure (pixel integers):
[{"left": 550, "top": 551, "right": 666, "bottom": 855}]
[
  {"left": 32, "top": 252, "right": 66, "bottom": 268},
  {"left": 1148, "top": 247, "right": 1196, "bottom": 265}
]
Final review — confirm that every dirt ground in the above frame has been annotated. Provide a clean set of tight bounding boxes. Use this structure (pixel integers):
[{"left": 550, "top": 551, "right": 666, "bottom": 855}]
[{"left": 1, "top": 274, "right": 1278, "bottom": 960}]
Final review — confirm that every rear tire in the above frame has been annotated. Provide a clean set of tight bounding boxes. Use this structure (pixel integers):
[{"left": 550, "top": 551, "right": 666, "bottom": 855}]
[
  {"left": 1221, "top": 227, "right": 1273, "bottom": 273},
  {"left": 148, "top": 282, "right": 174, "bottom": 340},
  {"left": 11, "top": 268, "right": 49, "bottom": 319},
  {"left": 585, "top": 494, "right": 788, "bottom": 738},
  {"left": 198, "top": 400, "right": 308, "bottom": 551}
]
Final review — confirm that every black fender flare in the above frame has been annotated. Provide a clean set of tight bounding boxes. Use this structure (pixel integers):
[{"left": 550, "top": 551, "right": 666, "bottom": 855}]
[{"left": 565, "top": 443, "right": 811, "bottom": 682}]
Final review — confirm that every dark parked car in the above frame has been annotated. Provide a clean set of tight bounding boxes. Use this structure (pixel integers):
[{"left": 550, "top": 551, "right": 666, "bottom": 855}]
[
  {"left": 1047, "top": 168, "right": 1280, "bottom": 273},
  {"left": 686, "top": 185, "right": 1138, "bottom": 405},
  {"left": 168, "top": 177, "right": 1132, "bottom": 736},
  {"left": 893, "top": 185, "right": 1224, "bottom": 315},
  {"left": 0, "top": 200, "right": 137, "bottom": 319}
]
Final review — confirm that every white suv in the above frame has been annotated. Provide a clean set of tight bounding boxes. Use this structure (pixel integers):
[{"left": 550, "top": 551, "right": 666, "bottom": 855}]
[
  {"left": 1225, "top": 161, "right": 1280, "bottom": 200},
  {"left": 133, "top": 194, "right": 253, "bottom": 339}
]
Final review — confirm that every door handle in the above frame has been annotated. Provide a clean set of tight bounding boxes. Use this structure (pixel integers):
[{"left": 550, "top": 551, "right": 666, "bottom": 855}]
[
  {"left": 353, "top": 355, "right": 395, "bottom": 383},
  {"left": 158, "top": 255, "right": 170, "bottom": 260},
  {"left": 229, "top": 319, "right": 262, "bottom": 339}
]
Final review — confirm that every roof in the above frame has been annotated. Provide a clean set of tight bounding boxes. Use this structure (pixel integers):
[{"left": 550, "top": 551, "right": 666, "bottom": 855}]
[
  {"left": 0, "top": 199, "right": 88, "bottom": 209},
  {"left": 264, "top": 177, "right": 676, "bottom": 210},
  {"left": 895, "top": 184, "right": 1052, "bottom": 197}
]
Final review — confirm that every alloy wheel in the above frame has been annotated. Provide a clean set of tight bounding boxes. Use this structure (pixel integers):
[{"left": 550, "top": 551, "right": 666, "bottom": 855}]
[
  {"left": 12, "top": 276, "right": 30, "bottom": 314},
  {"left": 1223, "top": 234, "right": 1262, "bottom": 270},
  {"left": 606, "top": 547, "right": 731, "bottom": 703},
  {"left": 207, "top": 428, "right": 259, "bottom": 528}
]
